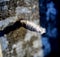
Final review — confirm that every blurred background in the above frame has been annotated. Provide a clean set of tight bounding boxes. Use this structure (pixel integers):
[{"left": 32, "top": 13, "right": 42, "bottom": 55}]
[{"left": 39, "top": 0, "right": 59, "bottom": 57}]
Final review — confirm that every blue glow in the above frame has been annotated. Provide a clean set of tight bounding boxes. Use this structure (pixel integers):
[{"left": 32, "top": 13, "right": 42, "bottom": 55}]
[
  {"left": 46, "top": 1, "right": 57, "bottom": 38},
  {"left": 47, "top": 27, "right": 57, "bottom": 38},
  {"left": 46, "top": 1, "right": 57, "bottom": 21},
  {"left": 42, "top": 37, "right": 51, "bottom": 56},
  {"left": 39, "top": 0, "right": 58, "bottom": 57}
]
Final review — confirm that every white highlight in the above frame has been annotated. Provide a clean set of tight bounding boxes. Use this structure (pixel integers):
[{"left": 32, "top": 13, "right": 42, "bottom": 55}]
[
  {"left": 33, "top": 40, "right": 40, "bottom": 48},
  {"left": 26, "top": 20, "right": 46, "bottom": 34}
]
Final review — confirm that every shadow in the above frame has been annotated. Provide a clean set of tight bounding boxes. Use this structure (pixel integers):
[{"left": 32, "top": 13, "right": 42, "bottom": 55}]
[{"left": 0, "top": 20, "right": 26, "bottom": 37}]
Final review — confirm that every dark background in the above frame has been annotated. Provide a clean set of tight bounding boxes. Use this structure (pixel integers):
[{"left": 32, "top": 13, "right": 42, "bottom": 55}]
[{"left": 39, "top": 0, "right": 60, "bottom": 57}]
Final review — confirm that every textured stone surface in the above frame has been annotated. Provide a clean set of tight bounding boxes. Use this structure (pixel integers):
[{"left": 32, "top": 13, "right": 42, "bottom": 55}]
[{"left": 0, "top": 0, "right": 45, "bottom": 57}]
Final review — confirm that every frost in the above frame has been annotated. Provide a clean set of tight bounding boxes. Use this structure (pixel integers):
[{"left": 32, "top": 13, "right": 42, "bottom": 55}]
[
  {"left": 0, "top": 0, "right": 10, "bottom": 2},
  {"left": 14, "top": 41, "right": 25, "bottom": 57},
  {"left": 33, "top": 49, "right": 44, "bottom": 57},
  {"left": 12, "top": 44, "right": 17, "bottom": 49},
  {"left": 4, "top": 0, "right": 10, "bottom": 1},
  {"left": 15, "top": 6, "right": 31, "bottom": 15},
  {"left": 24, "top": 31, "right": 33, "bottom": 42},
  {"left": 3, "top": 5, "right": 8, "bottom": 10},
  {"left": 33, "top": 40, "right": 40, "bottom": 48},
  {"left": 0, "top": 36, "right": 8, "bottom": 51},
  {"left": 0, "top": 16, "right": 18, "bottom": 30},
  {"left": 0, "top": 0, "right": 46, "bottom": 57}
]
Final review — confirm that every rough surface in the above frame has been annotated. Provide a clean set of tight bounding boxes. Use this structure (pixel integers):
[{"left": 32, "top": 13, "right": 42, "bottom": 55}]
[{"left": 0, "top": 0, "right": 45, "bottom": 57}]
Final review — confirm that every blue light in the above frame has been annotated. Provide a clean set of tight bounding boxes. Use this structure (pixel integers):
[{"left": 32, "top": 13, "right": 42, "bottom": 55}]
[{"left": 42, "top": 37, "right": 51, "bottom": 56}]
